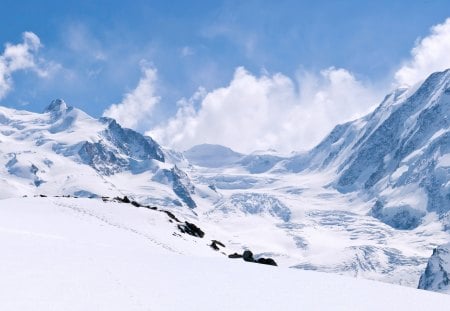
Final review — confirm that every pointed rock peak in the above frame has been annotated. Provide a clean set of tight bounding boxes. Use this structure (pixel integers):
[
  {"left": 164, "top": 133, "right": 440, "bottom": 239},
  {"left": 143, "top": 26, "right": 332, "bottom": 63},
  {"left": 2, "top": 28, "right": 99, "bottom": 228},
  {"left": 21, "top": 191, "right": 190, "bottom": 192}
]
[{"left": 44, "top": 99, "right": 69, "bottom": 113}]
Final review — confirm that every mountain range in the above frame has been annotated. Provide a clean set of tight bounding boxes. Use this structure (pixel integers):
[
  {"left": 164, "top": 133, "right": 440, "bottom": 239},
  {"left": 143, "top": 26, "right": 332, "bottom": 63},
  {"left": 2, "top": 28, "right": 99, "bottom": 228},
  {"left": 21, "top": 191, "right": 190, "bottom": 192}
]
[{"left": 3, "top": 69, "right": 450, "bottom": 295}]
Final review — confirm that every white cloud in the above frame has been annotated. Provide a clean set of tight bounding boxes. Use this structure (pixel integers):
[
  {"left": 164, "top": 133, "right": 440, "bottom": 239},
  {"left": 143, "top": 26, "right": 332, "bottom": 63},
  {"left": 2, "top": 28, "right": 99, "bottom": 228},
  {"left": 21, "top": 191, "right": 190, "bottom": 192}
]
[
  {"left": 395, "top": 18, "right": 450, "bottom": 86},
  {"left": 103, "top": 62, "right": 160, "bottom": 131},
  {"left": 118, "top": 18, "right": 450, "bottom": 154},
  {"left": 0, "top": 32, "right": 52, "bottom": 99},
  {"left": 148, "top": 67, "right": 380, "bottom": 153}
]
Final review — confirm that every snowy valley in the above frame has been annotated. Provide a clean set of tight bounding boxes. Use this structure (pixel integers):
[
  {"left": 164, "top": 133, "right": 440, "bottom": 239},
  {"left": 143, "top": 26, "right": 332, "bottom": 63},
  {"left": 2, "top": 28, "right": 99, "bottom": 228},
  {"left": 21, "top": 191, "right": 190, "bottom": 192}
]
[{"left": 3, "top": 69, "right": 450, "bottom": 308}]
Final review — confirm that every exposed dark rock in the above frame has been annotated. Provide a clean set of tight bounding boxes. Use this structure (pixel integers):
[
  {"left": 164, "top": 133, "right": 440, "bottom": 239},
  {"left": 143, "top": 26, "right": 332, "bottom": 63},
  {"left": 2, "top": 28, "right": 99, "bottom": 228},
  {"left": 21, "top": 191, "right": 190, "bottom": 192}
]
[
  {"left": 131, "top": 201, "right": 141, "bottom": 207},
  {"left": 243, "top": 250, "right": 255, "bottom": 262},
  {"left": 115, "top": 196, "right": 131, "bottom": 203},
  {"left": 256, "top": 258, "right": 278, "bottom": 266},
  {"left": 162, "top": 210, "right": 181, "bottom": 222},
  {"left": 210, "top": 240, "right": 226, "bottom": 251},
  {"left": 229, "top": 249, "right": 278, "bottom": 266},
  {"left": 228, "top": 253, "right": 243, "bottom": 259},
  {"left": 178, "top": 221, "right": 205, "bottom": 238}
]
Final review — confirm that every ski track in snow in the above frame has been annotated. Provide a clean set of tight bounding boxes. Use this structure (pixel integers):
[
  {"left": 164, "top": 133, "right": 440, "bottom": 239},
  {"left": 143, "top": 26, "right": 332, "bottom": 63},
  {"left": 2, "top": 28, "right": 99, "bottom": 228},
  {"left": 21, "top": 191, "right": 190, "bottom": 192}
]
[{"left": 50, "top": 198, "right": 181, "bottom": 254}]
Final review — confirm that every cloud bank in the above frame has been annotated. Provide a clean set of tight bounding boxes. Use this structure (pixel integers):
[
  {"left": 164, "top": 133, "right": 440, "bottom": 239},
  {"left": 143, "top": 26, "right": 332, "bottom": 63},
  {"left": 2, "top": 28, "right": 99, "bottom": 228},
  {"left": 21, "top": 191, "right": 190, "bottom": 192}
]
[
  {"left": 147, "top": 17, "right": 450, "bottom": 153},
  {"left": 395, "top": 18, "right": 450, "bottom": 86},
  {"left": 0, "top": 32, "right": 51, "bottom": 100},
  {"left": 101, "top": 17, "right": 450, "bottom": 154},
  {"left": 148, "top": 67, "right": 379, "bottom": 153},
  {"left": 103, "top": 63, "right": 160, "bottom": 131}
]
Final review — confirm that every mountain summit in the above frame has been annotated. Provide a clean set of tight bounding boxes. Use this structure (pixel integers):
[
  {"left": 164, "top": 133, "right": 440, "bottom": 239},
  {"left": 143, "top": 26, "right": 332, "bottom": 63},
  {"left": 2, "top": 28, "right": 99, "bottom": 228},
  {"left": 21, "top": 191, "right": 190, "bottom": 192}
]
[{"left": 44, "top": 98, "right": 68, "bottom": 113}]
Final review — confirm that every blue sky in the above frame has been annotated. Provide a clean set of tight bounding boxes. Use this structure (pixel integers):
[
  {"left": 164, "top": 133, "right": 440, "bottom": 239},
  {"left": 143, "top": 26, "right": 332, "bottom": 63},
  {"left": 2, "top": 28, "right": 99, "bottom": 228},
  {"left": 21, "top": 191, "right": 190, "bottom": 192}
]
[{"left": 1, "top": 0, "right": 450, "bottom": 152}]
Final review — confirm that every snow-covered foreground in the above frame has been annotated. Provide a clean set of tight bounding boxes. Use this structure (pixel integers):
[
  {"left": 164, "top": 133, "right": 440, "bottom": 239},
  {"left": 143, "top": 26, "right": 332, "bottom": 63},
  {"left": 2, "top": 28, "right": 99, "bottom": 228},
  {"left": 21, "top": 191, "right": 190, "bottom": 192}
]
[{"left": 1, "top": 197, "right": 449, "bottom": 310}]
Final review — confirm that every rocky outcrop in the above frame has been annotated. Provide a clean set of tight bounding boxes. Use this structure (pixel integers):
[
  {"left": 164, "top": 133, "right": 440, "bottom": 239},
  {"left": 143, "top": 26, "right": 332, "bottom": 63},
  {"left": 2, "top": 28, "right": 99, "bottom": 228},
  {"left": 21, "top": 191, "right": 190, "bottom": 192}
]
[
  {"left": 177, "top": 221, "right": 205, "bottom": 238},
  {"left": 228, "top": 249, "right": 277, "bottom": 266},
  {"left": 210, "top": 240, "right": 226, "bottom": 251}
]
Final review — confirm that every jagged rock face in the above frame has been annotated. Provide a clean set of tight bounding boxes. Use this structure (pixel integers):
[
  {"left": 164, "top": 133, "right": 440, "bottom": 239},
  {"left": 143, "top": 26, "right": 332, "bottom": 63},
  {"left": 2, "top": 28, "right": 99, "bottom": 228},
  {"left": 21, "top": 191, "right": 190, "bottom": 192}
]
[
  {"left": 102, "top": 118, "right": 164, "bottom": 163},
  {"left": 76, "top": 118, "right": 165, "bottom": 175},
  {"left": 152, "top": 166, "right": 197, "bottom": 208},
  {"left": 418, "top": 243, "right": 450, "bottom": 293},
  {"left": 42, "top": 102, "right": 166, "bottom": 175},
  {"left": 336, "top": 71, "right": 450, "bottom": 191}
]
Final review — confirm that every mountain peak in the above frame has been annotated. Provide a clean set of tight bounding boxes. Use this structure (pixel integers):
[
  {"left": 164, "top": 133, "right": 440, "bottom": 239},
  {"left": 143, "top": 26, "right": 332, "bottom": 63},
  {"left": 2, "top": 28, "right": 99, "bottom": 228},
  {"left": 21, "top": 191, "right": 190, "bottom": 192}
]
[
  {"left": 184, "top": 144, "right": 243, "bottom": 168},
  {"left": 44, "top": 99, "right": 69, "bottom": 113}
]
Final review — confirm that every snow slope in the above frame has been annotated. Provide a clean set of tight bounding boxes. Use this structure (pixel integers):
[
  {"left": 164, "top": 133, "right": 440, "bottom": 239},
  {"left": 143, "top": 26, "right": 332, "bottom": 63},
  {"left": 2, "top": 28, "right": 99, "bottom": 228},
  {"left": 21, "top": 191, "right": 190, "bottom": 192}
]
[{"left": 1, "top": 197, "right": 449, "bottom": 311}]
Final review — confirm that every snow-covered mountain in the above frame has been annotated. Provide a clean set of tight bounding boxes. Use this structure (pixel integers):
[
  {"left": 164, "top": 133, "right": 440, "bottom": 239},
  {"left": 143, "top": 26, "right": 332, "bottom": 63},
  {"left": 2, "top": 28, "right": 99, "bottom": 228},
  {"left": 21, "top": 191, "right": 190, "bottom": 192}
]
[
  {"left": 0, "top": 99, "right": 198, "bottom": 208},
  {"left": 184, "top": 144, "right": 244, "bottom": 168},
  {"left": 3, "top": 69, "right": 450, "bottom": 299},
  {"left": 289, "top": 69, "right": 450, "bottom": 231}
]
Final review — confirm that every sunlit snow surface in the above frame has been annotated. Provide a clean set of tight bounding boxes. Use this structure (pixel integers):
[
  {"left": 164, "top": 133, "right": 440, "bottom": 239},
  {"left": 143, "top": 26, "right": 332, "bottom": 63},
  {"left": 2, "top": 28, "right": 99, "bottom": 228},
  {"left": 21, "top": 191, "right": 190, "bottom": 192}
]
[{"left": 1, "top": 197, "right": 450, "bottom": 311}]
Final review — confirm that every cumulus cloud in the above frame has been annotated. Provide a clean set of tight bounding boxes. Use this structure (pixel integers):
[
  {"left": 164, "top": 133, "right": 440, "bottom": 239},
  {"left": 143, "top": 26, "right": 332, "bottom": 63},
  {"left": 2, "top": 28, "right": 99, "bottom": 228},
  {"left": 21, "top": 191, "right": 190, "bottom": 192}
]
[
  {"left": 148, "top": 67, "right": 379, "bottom": 153},
  {"left": 103, "top": 62, "right": 160, "bottom": 130},
  {"left": 0, "top": 32, "right": 52, "bottom": 99},
  {"left": 395, "top": 18, "right": 450, "bottom": 86},
  {"left": 119, "top": 18, "right": 450, "bottom": 154}
]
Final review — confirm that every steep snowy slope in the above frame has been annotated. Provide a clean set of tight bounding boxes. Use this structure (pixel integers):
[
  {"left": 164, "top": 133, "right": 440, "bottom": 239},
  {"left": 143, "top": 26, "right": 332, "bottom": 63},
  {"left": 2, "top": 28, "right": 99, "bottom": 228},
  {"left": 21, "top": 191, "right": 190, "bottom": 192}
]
[
  {"left": 292, "top": 69, "right": 450, "bottom": 230},
  {"left": 2, "top": 196, "right": 450, "bottom": 311}
]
